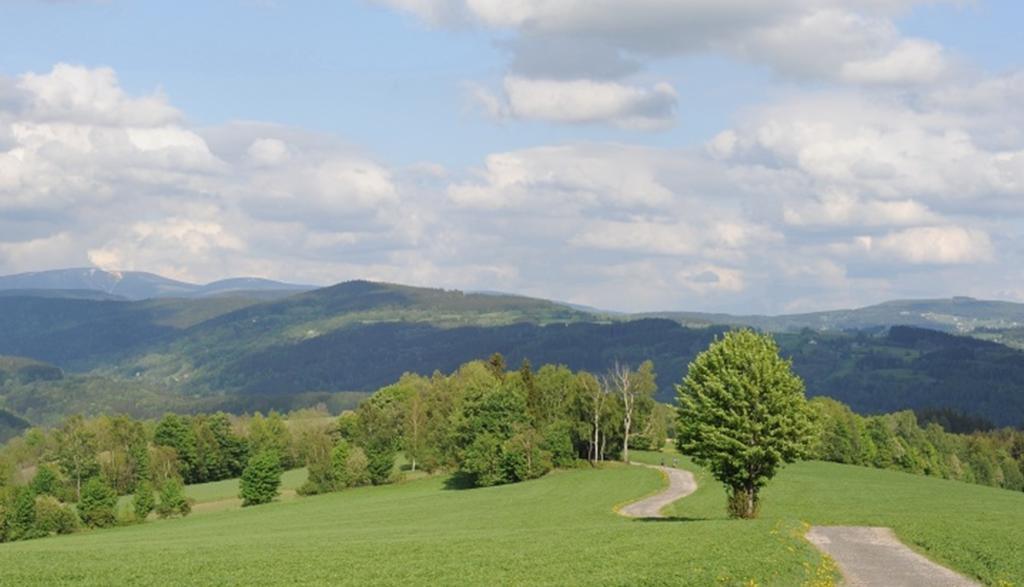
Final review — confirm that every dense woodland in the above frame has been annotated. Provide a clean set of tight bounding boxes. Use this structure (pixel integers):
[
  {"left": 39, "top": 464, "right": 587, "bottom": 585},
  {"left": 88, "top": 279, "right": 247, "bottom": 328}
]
[
  {"left": 3, "top": 353, "right": 1024, "bottom": 544},
  {"left": 3, "top": 282, "right": 1024, "bottom": 429}
]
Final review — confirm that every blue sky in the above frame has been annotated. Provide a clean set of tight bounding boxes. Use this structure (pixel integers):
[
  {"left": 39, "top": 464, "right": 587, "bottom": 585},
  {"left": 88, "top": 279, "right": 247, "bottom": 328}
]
[{"left": 0, "top": 0, "right": 1022, "bottom": 312}]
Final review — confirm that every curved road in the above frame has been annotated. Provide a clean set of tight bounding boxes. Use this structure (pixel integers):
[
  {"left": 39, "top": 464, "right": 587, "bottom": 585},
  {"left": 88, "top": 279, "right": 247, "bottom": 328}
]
[{"left": 618, "top": 464, "right": 698, "bottom": 518}]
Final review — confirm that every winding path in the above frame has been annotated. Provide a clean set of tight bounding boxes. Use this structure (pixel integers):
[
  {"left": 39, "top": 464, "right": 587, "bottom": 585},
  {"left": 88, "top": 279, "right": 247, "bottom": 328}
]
[
  {"left": 806, "top": 526, "right": 980, "bottom": 586},
  {"left": 618, "top": 464, "right": 698, "bottom": 518}
]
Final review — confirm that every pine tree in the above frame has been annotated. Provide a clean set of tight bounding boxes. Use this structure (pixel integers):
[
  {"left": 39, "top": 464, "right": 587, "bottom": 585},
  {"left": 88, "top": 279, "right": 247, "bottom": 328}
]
[
  {"left": 133, "top": 481, "right": 156, "bottom": 521},
  {"left": 239, "top": 451, "right": 281, "bottom": 506},
  {"left": 156, "top": 479, "right": 191, "bottom": 518},
  {"left": 78, "top": 478, "right": 117, "bottom": 528}
]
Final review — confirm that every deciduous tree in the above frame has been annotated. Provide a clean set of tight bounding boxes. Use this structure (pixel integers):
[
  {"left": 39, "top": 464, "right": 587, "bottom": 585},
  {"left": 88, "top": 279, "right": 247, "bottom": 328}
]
[{"left": 676, "top": 330, "right": 814, "bottom": 519}]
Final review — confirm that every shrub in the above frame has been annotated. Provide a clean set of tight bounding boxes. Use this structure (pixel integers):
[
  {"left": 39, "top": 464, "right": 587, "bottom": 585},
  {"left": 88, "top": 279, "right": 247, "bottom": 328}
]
[
  {"left": 33, "top": 495, "right": 78, "bottom": 535},
  {"left": 78, "top": 478, "right": 117, "bottom": 528},
  {"left": 239, "top": 451, "right": 281, "bottom": 506},
  {"left": 156, "top": 479, "right": 191, "bottom": 518},
  {"left": 8, "top": 487, "right": 41, "bottom": 540},
  {"left": 364, "top": 445, "right": 396, "bottom": 486},
  {"left": 345, "top": 447, "right": 371, "bottom": 487},
  {"left": 133, "top": 481, "right": 156, "bottom": 521},
  {"left": 541, "top": 423, "right": 576, "bottom": 468},
  {"left": 29, "top": 465, "right": 61, "bottom": 497}
]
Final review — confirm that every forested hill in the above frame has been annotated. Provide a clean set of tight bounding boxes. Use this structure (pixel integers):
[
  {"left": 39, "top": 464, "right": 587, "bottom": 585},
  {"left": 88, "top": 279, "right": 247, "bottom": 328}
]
[
  {"left": 644, "top": 296, "right": 1024, "bottom": 335},
  {"left": 1, "top": 280, "right": 1024, "bottom": 427}
]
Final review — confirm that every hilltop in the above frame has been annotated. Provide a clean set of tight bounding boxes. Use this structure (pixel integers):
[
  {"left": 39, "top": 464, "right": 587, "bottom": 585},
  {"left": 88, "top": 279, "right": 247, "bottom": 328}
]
[
  {"left": 2, "top": 276, "right": 1024, "bottom": 426},
  {"left": 0, "top": 268, "right": 312, "bottom": 301}
]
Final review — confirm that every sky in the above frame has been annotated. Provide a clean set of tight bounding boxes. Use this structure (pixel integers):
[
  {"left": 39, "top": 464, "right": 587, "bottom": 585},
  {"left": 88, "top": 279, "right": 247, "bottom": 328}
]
[{"left": 0, "top": 0, "right": 1022, "bottom": 313}]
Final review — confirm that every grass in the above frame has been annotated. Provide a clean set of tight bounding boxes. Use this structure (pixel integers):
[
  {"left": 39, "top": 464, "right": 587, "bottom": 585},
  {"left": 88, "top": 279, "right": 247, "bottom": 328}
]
[
  {"left": 116, "top": 468, "right": 309, "bottom": 516},
  {"left": 2, "top": 452, "right": 1021, "bottom": 586},
  {"left": 631, "top": 449, "right": 1024, "bottom": 586},
  {"left": 1, "top": 464, "right": 827, "bottom": 586}
]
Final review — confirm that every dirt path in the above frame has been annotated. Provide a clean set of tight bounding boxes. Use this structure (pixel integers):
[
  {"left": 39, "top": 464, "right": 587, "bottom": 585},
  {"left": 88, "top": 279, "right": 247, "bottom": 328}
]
[
  {"left": 618, "top": 464, "right": 698, "bottom": 518},
  {"left": 806, "top": 526, "right": 980, "bottom": 586}
]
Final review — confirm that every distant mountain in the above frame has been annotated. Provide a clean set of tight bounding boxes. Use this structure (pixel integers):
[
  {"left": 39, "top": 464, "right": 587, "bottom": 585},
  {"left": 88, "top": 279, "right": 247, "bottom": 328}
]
[
  {"left": 644, "top": 297, "right": 1024, "bottom": 335},
  {"left": 2, "top": 277, "right": 1024, "bottom": 427},
  {"left": 0, "top": 268, "right": 313, "bottom": 301}
]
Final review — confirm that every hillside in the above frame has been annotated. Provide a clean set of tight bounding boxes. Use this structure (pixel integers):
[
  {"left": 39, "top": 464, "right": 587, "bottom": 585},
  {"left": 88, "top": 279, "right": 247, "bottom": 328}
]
[
  {"left": 0, "top": 268, "right": 312, "bottom": 301},
  {"left": 646, "top": 296, "right": 1024, "bottom": 334},
  {"left": 2, "top": 280, "right": 1024, "bottom": 426},
  {"left": 0, "top": 408, "right": 31, "bottom": 443},
  {"left": 1, "top": 456, "right": 1021, "bottom": 585}
]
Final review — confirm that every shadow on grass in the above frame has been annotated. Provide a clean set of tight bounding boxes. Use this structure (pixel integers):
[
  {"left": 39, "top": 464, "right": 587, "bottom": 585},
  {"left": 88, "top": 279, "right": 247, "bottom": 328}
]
[
  {"left": 442, "top": 472, "right": 477, "bottom": 490},
  {"left": 630, "top": 516, "right": 712, "bottom": 523}
]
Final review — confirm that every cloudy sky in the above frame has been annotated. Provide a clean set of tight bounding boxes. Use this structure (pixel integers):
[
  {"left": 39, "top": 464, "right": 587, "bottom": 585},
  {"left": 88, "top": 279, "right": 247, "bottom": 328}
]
[{"left": 0, "top": 0, "right": 1022, "bottom": 313}]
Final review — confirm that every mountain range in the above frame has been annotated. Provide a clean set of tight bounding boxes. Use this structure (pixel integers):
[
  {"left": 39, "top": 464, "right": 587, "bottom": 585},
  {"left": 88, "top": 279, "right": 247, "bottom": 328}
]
[
  {"left": 1, "top": 268, "right": 1024, "bottom": 435},
  {"left": 0, "top": 268, "right": 312, "bottom": 301}
]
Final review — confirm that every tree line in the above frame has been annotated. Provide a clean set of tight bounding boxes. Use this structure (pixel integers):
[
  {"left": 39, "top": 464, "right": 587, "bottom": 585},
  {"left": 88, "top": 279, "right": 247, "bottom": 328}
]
[
  {"left": 810, "top": 397, "right": 1024, "bottom": 491},
  {"left": 4, "top": 334, "right": 1024, "bottom": 540}
]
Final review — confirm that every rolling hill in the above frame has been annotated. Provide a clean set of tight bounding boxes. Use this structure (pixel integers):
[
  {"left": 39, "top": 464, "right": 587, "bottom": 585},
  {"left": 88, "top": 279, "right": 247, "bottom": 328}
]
[
  {"left": 0, "top": 268, "right": 312, "bottom": 301},
  {"left": 645, "top": 296, "right": 1024, "bottom": 334},
  {"left": 2, "top": 278, "right": 1024, "bottom": 426},
  {"left": 1, "top": 454, "right": 1021, "bottom": 585}
]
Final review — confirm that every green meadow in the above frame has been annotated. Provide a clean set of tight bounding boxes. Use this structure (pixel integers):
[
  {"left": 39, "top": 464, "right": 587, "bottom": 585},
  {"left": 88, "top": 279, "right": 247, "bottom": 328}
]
[{"left": 2, "top": 451, "right": 1022, "bottom": 586}]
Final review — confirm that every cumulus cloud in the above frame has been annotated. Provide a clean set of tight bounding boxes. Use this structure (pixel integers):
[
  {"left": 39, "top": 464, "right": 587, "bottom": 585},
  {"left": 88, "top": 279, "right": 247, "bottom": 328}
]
[
  {"left": 473, "top": 76, "right": 677, "bottom": 130},
  {"left": 2, "top": 61, "right": 1023, "bottom": 313},
  {"left": 376, "top": 0, "right": 954, "bottom": 87},
  {"left": 855, "top": 225, "right": 994, "bottom": 265}
]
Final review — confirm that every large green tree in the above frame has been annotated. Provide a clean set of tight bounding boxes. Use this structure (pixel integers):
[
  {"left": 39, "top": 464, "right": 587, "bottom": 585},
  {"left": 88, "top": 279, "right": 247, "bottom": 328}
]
[
  {"left": 53, "top": 415, "right": 99, "bottom": 502},
  {"left": 676, "top": 330, "right": 814, "bottom": 519},
  {"left": 78, "top": 477, "right": 117, "bottom": 528},
  {"left": 239, "top": 451, "right": 281, "bottom": 506}
]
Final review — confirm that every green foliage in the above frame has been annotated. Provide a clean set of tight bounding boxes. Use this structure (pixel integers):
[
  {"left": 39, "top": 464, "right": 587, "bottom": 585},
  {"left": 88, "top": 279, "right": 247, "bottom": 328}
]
[
  {"left": 156, "top": 479, "right": 190, "bottom": 518},
  {"left": 54, "top": 415, "right": 99, "bottom": 502},
  {"left": 133, "top": 481, "right": 156, "bottom": 521},
  {"left": 193, "top": 413, "right": 248, "bottom": 482},
  {"left": 810, "top": 397, "right": 1024, "bottom": 493},
  {"left": 0, "top": 407, "right": 32, "bottom": 444},
  {"left": 29, "top": 464, "right": 60, "bottom": 497},
  {"left": 247, "top": 412, "right": 293, "bottom": 469},
  {"left": 676, "top": 330, "right": 815, "bottom": 518},
  {"left": 78, "top": 477, "right": 117, "bottom": 528},
  {"left": 299, "top": 436, "right": 352, "bottom": 496},
  {"left": 154, "top": 413, "right": 199, "bottom": 483},
  {"left": 33, "top": 495, "right": 78, "bottom": 535},
  {"left": 100, "top": 414, "right": 150, "bottom": 494},
  {"left": 7, "top": 486, "right": 40, "bottom": 540},
  {"left": 239, "top": 451, "right": 282, "bottom": 507}
]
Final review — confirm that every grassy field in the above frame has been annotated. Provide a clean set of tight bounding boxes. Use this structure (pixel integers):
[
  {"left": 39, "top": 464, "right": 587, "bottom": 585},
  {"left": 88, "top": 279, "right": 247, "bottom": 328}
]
[
  {"left": 0, "top": 464, "right": 827, "bottom": 586},
  {"left": 2, "top": 453, "right": 1021, "bottom": 586},
  {"left": 631, "top": 450, "right": 1024, "bottom": 586}
]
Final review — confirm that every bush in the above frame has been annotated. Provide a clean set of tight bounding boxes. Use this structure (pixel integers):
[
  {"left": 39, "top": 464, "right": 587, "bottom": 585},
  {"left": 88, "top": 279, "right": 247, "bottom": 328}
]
[
  {"left": 298, "top": 441, "right": 355, "bottom": 496},
  {"left": 29, "top": 465, "right": 61, "bottom": 497},
  {"left": 33, "top": 495, "right": 78, "bottom": 535},
  {"left": 78, "top": 478, "right": 117, "bottom": 528},
  {"left": 133, "top": 481, "right": 156, "bottom": 521},
  {"left": 541, "top": 423, "right": 576, "bottom": 468},
  {"left": 239, "top": 451, "right": 281, "bottom": 506},
  {"left": 345, "top": 447, "right": 371, "bottom": 487},
  {"left": 8, "top": 487, "right": 41, "bottom": 540},
  {"left": 364, "top": 445, "right": 396, "bottom": 486},
  {"left": 156, "top": 479, "right": 191, "bottom": 518}
]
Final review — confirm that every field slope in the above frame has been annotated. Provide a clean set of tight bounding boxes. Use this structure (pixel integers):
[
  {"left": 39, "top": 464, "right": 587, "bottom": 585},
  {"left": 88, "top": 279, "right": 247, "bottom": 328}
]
[{"left": 1, "top": 462, "right": 1022, "bottom": 586}]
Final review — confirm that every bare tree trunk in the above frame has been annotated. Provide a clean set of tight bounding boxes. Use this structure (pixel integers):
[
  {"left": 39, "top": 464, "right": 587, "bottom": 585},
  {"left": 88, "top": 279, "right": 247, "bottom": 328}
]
[{"left": 613, "top": 362, "right": 635, "bottom": 463}]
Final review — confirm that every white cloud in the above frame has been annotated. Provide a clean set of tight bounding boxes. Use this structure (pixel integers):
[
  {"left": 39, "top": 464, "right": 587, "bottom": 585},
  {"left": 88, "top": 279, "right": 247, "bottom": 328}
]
[
  {"left": 3, "top": 60, "right": 1024, "bottom": 313},
  {"left": 448, "top": 144, "right": 675, "bottom": 209},
  {"left": 376, "top": 0, "right": 953, "bottom": 86},
  {"left": 855, "top": 225, "right": 994, "bottom": 265},
  {"left": 476, "top": 76, "right": 677, "bottom": 129}
]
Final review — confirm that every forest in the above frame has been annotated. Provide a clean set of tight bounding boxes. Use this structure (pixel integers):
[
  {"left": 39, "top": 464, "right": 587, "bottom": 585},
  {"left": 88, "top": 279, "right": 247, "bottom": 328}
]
[{"left": 2, "top": 353, "right": 1023, "bottom": 544}]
